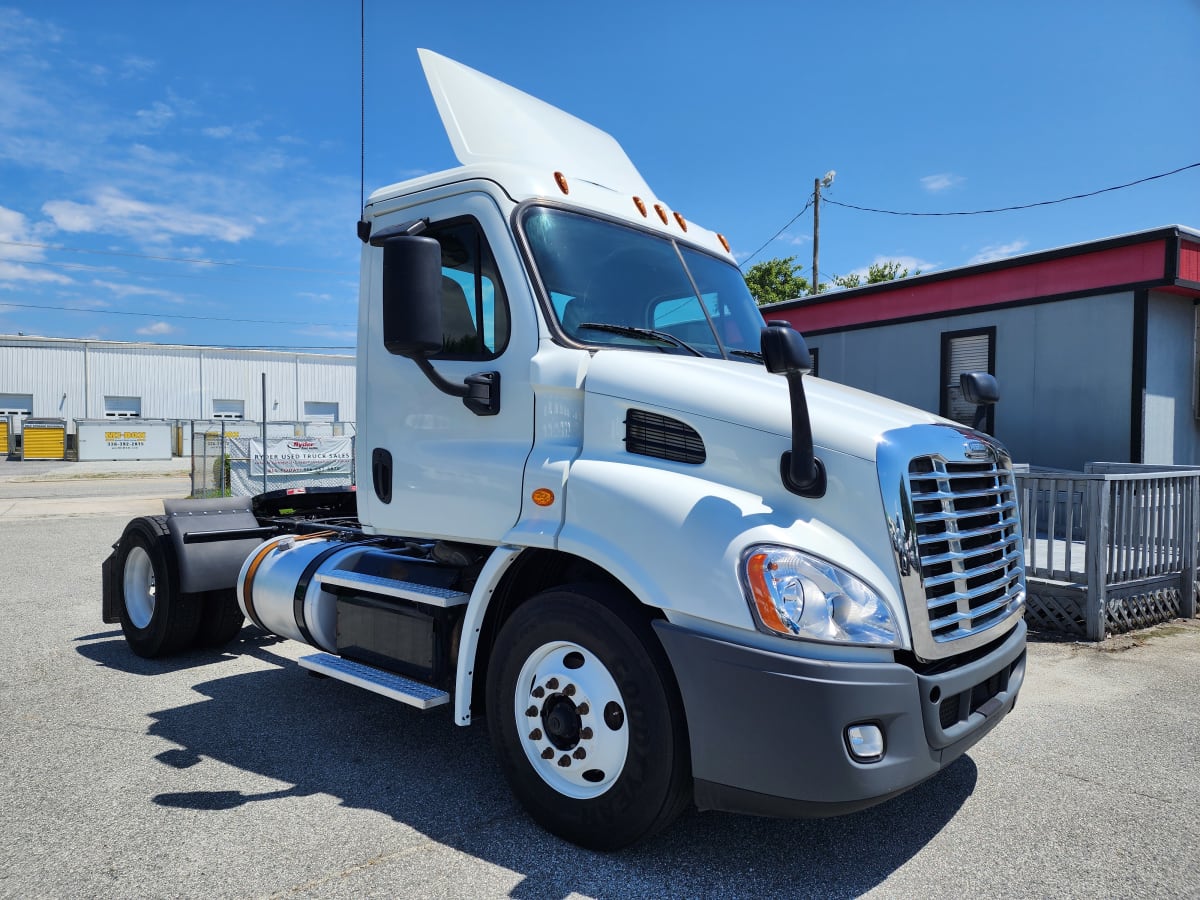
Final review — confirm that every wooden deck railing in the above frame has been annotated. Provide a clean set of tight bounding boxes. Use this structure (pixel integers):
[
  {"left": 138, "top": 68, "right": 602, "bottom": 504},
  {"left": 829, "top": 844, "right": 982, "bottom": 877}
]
[{"left": 1013, "top": 464, "right": 1200, "bottom": 639}]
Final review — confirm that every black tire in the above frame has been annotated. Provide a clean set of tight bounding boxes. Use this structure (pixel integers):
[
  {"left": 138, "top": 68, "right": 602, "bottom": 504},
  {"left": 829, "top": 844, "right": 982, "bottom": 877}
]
[
  {"left": 114, "top": 516, "right": 201, "bottom": 658},
  {"left": 486, "top": 583, "right": 691, "bottom": 850},
  {"left": 193, "top": 588, "right": 245, "bottom": 648}
]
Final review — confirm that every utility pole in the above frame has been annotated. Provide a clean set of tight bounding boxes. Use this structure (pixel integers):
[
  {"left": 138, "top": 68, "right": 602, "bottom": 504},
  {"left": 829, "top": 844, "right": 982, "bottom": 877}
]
[{"left": 812, "top": 170, "right": 835, "bottom": 296}]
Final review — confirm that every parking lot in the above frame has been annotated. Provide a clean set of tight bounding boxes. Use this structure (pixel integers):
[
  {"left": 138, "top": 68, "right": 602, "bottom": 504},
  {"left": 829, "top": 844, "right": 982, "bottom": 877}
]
[{"left": 1, "top": 462, "right": 1199, "bottom": 898}]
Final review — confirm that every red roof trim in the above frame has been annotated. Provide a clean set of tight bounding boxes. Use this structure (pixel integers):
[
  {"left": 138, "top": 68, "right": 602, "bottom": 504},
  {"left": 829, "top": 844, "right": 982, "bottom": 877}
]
[
  {"left": 775, "top": 238, "right": 1170, "bottom": 333},
  {"left": 1180, "top": 239, "right": 1200, "bottom": 284}
]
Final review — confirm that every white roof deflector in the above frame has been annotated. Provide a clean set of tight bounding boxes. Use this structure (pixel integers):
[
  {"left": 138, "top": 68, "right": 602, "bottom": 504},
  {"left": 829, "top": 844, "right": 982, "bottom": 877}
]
[{"left": 417, "top": 48, "right": 655, "bottom": 199}]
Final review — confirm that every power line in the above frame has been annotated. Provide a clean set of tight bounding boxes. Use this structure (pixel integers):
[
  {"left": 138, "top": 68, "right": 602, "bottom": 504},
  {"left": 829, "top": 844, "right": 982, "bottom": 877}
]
[
  {"left": 739, "top": 161, "right": 1200, "bottom": 269},
  {"left": 825, "top": 161, "right": 1200, "bottom": 217},
  {"left": 0, "top": 300, "right": 353, "bottom": 328},
  {"left": 0, "top": 239, "right": 346, "bottom": 274},
  {"left": 738, "top": 198, "right": 813, "bottom": 269}
]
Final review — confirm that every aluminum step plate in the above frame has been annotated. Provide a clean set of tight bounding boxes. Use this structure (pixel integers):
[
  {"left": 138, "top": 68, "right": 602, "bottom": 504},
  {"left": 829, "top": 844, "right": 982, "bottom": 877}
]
[
  {"left": 298, "top": 653, "right": 449, "bottom": 709},
  {"left": 316, "top": 571, "right": 469, "bottom": 608}
]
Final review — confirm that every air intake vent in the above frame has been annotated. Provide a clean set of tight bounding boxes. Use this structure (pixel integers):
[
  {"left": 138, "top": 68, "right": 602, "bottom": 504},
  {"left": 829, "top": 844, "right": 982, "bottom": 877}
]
[{"left": 624, "top": 409, "right": 705, "bottom": 465}]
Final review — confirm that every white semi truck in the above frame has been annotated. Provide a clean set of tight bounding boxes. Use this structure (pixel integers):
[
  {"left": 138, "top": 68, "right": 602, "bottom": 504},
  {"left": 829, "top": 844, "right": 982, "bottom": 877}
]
[{"left": 102, "top": 50, "right": 1027, "bottom": 850}]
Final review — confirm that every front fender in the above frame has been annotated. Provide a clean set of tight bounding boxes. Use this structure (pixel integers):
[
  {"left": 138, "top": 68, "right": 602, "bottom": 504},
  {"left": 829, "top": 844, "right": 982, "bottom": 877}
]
[{"left": 555, "top": 454, "right": 909, "bottom": 647}]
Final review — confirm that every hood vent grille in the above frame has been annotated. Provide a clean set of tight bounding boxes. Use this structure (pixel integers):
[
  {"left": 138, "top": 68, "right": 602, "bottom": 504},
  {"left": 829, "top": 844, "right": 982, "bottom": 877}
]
[{"left": 624, "top": 409, "right": 706, "bottom": 465}]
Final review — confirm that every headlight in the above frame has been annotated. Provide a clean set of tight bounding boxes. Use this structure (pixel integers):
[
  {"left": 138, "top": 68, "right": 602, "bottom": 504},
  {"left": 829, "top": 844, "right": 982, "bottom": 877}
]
[{"left": 741, "top": 546, "right": 900, "bottom": 646}]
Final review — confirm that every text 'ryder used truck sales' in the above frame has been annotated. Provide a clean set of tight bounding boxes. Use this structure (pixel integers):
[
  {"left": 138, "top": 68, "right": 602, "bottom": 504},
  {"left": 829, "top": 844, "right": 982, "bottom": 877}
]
[{"left": 102, "top": 50, "right": 1026, "bottom": 849}]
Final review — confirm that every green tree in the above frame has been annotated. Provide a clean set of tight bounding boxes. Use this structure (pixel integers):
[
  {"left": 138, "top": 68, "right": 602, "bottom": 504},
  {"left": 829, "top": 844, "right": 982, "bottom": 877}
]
[
  {"left": 743, "top": 256, "right": 810, "bottom": 306},
  {"left": 866, "top": 260, "right": 920, "bottom": 282},
  {"left": 829, "top": 260, "right": 922, "bottom": 290}
]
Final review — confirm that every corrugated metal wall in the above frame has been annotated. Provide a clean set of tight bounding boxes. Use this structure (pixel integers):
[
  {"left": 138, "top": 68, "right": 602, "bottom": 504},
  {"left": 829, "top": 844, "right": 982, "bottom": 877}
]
[
  {"left": 805, "top": 292, "right": 1134, "bottom": 469},
  {"left": 0, "top": 337, "right": 355, "bottom": 431}
]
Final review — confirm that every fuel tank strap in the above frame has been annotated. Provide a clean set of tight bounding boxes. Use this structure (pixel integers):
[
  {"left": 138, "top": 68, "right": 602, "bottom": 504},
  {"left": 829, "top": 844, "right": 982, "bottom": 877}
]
[{"left": 293, "top": 543, "right": 352, "bottom": 651}]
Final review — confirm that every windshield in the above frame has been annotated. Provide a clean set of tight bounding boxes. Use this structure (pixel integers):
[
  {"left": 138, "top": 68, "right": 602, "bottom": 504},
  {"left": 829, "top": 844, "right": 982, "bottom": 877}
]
[{"left": 522, "top": 207, "right": 764, "bottom": 360}]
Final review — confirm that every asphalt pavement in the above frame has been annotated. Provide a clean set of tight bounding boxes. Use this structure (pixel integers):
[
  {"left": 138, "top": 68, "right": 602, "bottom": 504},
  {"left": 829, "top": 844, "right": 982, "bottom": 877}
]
[{"left": 1, "top": 463, "right": 1198, "bottom": 898}]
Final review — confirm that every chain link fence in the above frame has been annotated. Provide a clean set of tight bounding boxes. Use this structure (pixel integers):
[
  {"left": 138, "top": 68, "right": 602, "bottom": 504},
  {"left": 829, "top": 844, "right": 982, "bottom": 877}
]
[{"left": 188, "top": 420, "right": 357, "bottom": 497}]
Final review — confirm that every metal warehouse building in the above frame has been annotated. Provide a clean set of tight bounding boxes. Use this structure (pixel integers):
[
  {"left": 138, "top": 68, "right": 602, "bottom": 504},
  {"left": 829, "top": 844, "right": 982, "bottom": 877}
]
[
  {"left": 0, "top": 335, "right": 355, "bottom": 455},
  {"left": 766, "top": 225, "right": 1200, "bottom": 470}
]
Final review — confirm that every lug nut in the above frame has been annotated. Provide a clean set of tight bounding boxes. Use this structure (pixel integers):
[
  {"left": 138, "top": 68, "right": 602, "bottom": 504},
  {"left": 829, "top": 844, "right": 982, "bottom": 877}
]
[
  {"left": 577, "top": 703, "right": 589, "bottom": 716},
  {"left": 573, "top": 747, "right": 586, "bottom": 760},
  {"left": 532, "top": 687, "right": 545, "bottom": 698},
  {"left": 541, "top": 748, "right": 554, "bottom": 760},
  {"left": 564, "top": 683, "right": 576, "bottom": 697},
  {"left": 529, "top": 729, "right": 542, "bottom": 741},
  {"left": 547, "top": 678, "right": 559, "bottom": 690},
  {"left": 580, "top": 727, "right": 593, "bottom": 740},
  {"left": 558, "top": 755, "right": 571, "bottom": 768},
  {"left": 525, "top": 706, "right": 538, "bottom": 717}
]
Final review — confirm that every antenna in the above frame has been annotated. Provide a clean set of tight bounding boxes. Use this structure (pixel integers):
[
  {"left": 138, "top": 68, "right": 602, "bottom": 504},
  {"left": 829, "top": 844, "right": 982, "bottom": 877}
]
[{"left": 359, "top": 0, "right": 365, "bottom": 214}]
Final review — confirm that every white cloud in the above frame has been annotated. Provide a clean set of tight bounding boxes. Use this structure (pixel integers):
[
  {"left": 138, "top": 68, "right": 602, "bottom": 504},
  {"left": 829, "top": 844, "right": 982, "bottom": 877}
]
[
  {"left": 0, "top": 204, "right": 73, "bottom": 288},
  {"left": 119, "top": 56, "right": 156, "bottom": 79},
  {"left": 135, "top": 321, "right": 177, "bottom": 336},
  {"left": 0, "top": 260, "right": 72, "bottom": 288},
  {"left": 921, "top": 173, "right": 965, "bottom": 192},
  {"left": 135, "top": 100, "right": 175, "bottom": 131},
  {"left": 968, "top": 240, "right": 1029, "bottom": 264},
  {"left": 203, "top": 121, "right": 262, "bottom": 142},
  {"left": 43, "top": 187, "right": 254, "bottom": 244},
  {"left": 91, "top": 279, "right": 182, "bottom": 302},
  {"left": 0, "top": 8, "right": 63, "bottom": 53}
]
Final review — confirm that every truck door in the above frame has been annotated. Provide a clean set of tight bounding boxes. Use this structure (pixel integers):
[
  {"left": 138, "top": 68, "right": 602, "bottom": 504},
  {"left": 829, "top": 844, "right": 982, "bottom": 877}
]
[{"left": 359, "top": 191, "right": 536, "bottom": 542}]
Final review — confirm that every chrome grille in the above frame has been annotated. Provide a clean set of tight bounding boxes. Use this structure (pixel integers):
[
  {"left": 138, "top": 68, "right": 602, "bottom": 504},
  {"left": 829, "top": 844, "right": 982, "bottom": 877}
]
[
  {"left": 877, "top": 425, "right": 1026, "bottom": 661},
  {"left": 908, "top": 456, "right": 1024, "bottom": 645}
]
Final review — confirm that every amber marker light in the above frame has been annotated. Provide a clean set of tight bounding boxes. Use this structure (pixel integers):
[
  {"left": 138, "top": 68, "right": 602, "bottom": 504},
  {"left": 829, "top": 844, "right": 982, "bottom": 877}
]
[
  {"left": 717, "top": 233, "right": 731, "bottom": 253},
  {"left": 633, "top": 196, "right": 647, "bottom": 217},
  {"left": 654, "top": 203, "right": 669, "bottom": 225},
  {"left": 554, "top": 172, "right": 570, "bottom": 194},
  {"left": 531, "top": 488, "right": 555, "bottom": 507},
  {"left": 746, "top": 552, "right": 789, "bottom": 634},
  {"left": 673, "top": 212, "right": 688, "bottom": 232}
]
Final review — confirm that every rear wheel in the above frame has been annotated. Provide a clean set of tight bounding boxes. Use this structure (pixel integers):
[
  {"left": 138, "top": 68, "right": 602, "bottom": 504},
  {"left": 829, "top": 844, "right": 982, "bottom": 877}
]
[
  {"left": 194, "top": 588, "right": 245, "bottom": 648},
  {"left": 487, "top": 584, "right": 691, "bottom": 849},
  {"left": 115, "top": 516, "right": 200, "bottom": 658}
]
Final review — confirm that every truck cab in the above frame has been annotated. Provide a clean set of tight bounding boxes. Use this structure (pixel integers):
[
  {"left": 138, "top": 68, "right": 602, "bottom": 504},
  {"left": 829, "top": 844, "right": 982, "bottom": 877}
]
[{"left": 103, "top": 49, "right": 1026, "bottom": 850}]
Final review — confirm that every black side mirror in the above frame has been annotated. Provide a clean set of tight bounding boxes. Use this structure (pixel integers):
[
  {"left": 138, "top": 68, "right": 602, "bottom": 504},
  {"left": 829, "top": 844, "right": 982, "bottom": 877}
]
[
  {"left": 761, "top": 322, "right": 813, "bottom": 375},
  {"left": 374, "top": 234, "right": 443, "bottom": 357},
  {"left": 366, "top": 219, "right": 500, "bottom": 417},
  {"left": 760, "top": 323, "right": 824, "bottom": 497},
  {"left": 959, "top": 372, "right": 999, "bottom": 433}
]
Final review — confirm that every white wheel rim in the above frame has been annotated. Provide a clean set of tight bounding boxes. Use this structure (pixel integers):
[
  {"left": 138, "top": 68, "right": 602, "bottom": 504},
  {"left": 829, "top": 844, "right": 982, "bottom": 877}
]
[
  {"left": 123, "top": 546, "right": 156, "bottom": 630},
  {"left": 514, "top": 640, "right": 629, "bottom": 800}
]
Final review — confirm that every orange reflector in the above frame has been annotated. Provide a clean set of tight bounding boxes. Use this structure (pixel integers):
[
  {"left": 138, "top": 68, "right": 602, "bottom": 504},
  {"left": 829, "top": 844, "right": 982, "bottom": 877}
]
[
  {"left": 746, "top": 553, "right": 787, "bottom": 634},
  {"left": 673, "top": 212, "right": 688, "bottom": 232},
  {"left": 532, "top": 488, "right": 555, "bottom": 507},
  {"left": 717, "top": 233, "right": 731, "bottom": 253},
  {"left": 654, "top": 204, "right": 669, "bottom": 225},
  {"left": 633, "top": 196, "right": 647, "bottom": 217},
  {"left": 554, "top": 172, "right": 569, "bottom": 194}
]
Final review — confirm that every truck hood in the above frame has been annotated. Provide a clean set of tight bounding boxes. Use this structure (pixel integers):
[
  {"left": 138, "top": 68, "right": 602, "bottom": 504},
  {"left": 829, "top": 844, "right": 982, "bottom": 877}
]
[{"left": 583, "top": 350, "right": 947, "bottom": 462}]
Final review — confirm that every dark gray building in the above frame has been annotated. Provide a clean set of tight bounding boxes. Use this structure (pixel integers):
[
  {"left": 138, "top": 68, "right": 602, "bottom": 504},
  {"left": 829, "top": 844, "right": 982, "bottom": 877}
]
[{"left": 767, "top": 225, "right": 1200, "bottom": 469}]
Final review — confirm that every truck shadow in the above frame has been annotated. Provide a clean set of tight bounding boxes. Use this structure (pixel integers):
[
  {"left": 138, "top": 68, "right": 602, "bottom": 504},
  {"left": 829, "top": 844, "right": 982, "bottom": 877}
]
[{"left": 80, "top": 634, "right": 978, "bottom": 899}]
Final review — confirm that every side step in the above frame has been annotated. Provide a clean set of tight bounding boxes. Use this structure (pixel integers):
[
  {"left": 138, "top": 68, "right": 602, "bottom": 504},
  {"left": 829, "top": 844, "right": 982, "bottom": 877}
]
[
  {"left": 298, "top": 653, "right": 449, "bottom": 709},
  {"left": 316, "top": 571, "right": 469, "bottom": 608}
]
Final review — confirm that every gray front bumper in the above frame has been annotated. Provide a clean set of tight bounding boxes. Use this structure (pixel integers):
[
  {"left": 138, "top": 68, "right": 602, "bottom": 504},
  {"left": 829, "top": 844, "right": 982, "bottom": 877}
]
[{"left": 653, "top": 618, "right": 1026, "bottom": 817}]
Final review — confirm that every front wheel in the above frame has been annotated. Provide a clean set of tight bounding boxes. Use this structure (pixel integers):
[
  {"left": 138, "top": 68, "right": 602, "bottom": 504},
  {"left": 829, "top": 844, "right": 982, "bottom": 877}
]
[{"left": 486, "top": 584, "right": 691, "bottom": 849}]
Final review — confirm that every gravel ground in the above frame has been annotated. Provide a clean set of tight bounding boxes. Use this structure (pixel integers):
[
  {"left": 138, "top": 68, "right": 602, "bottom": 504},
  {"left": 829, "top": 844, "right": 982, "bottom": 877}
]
[{"left": 1, "top": 472, "right": 1198, "bottom": 899}]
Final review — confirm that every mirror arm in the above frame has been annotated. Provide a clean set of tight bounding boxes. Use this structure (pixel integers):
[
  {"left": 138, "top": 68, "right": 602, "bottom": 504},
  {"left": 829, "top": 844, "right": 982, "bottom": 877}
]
[
  {"left": 779, "top": 372, "right": 826, "bottom": 496},
  {"left": 413, "top": 358, "right": 501, "bottom": 417}
]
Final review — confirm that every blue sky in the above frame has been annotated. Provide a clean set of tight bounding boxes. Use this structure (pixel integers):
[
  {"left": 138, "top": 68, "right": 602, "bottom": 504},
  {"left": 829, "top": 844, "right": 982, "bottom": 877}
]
[{"left": 1, "top": 1, "right": 1197, "bottom": 349}]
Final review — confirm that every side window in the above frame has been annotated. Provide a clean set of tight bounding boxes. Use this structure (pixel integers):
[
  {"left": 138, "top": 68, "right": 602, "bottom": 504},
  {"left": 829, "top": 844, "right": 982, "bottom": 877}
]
[
  {"left": 940, "top": 326, "right": 995, "bottom": 431},
  {"left": 424, "top": 218, "right": 510, "bottom": 360}
]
